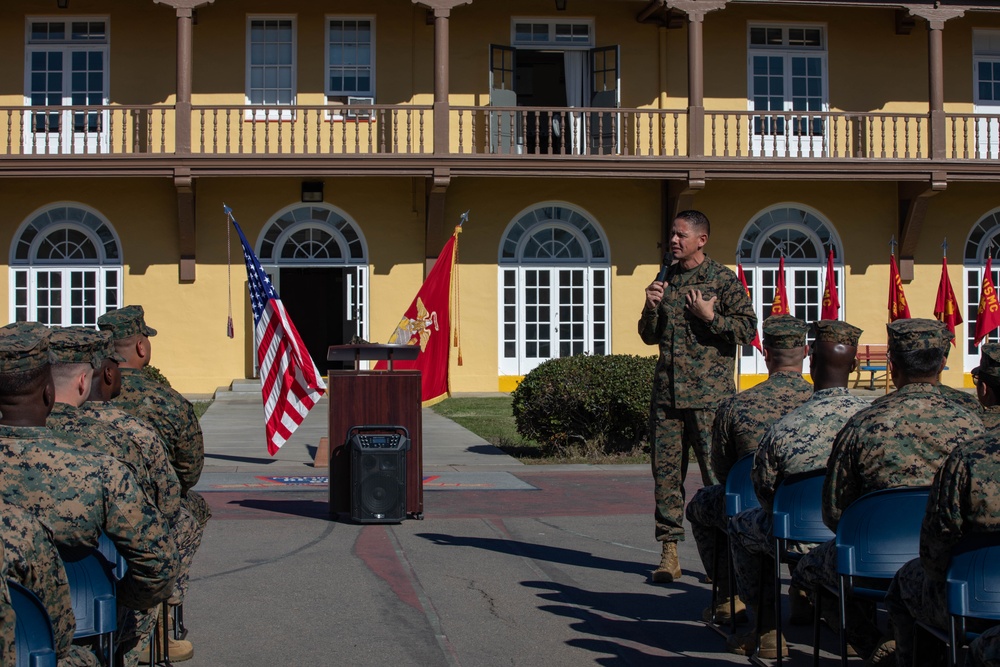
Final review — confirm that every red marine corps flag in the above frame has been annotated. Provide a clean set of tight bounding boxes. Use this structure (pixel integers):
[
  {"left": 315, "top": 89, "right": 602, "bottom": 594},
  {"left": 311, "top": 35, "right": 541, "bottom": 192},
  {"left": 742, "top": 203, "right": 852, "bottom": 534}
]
[
  {"left": 888, "top": 252, "right": 911, "bottom": 322},
  {"left": 375, "top": 216, "right": 464, "bottom": 405},
  {"left": 934, "top": 254, "right": 962, "bottom": 344},
  {"left": 736, "top": 260, "right": 762, "bottom": 352},
  {"left": 821, "top": 247, "right": 840, "bottom": 320},
  {"left": 770, "top": 255, "right": 790, "bottom": 317},
  {"left": 975, "top": 255, "right": 1000, "bottom": 347}
]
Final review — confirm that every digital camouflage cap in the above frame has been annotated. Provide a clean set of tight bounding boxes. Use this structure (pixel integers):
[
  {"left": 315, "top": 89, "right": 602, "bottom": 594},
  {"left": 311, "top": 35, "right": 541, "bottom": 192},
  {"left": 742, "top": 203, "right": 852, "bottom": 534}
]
[
  {"left": 0, "top": 321, "right": 52, "bottom": 374},
  {"left": 49, "top": 326, "right": 125, "bottom": 368},
  {"left": 886, "top": 318, "right": 949, "bottom": 353},
  {"left": 974, "top": 343, "right": 1000, "bottom": 383},
  {"left": 97, "top": 305, "right": 157, "bottom": 340},
  {"left": 762, "top": 314, "right": 808, "bottom": 349},
  {"left": 811, "top": 319, "right": 863, "bottom": 347},
  {"left": 99, "top": 330, "right": 126, "bottom": 364}
]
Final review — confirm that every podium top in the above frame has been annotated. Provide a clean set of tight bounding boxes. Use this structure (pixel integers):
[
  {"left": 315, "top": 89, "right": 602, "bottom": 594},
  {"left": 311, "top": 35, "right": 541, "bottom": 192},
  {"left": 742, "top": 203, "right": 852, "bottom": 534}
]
[{"left": 327, "top": 344, "right": 419, "bottom": 362}]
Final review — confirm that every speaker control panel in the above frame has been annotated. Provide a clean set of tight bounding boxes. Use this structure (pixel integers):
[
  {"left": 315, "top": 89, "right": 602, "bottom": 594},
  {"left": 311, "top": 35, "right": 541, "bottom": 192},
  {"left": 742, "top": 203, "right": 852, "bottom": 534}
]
[{"left": 357, "top": 433, "right": 403, "bottom": 449}]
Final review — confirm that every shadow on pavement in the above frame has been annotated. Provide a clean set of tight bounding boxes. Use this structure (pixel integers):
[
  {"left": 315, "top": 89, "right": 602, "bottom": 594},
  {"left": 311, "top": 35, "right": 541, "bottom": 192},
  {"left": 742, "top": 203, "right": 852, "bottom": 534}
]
[
  {"left": 205, "top": 453, "right": 277, "bottom": 465},
  {"left": 231, "top": 498, "right": 331, "bottom": 520},
  {"left": 416, "top": 532, "right": 651, "bottom": 577}
]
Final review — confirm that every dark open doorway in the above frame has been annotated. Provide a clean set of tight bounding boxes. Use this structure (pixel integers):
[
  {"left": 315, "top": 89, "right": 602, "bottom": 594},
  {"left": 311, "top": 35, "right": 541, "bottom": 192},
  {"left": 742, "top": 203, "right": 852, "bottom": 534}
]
[
  {"left": 516, "top": 50, "right": 567, "bottom": 153},
  {"left": 279, "top": 267, "right": 353, "bottom": 374}
]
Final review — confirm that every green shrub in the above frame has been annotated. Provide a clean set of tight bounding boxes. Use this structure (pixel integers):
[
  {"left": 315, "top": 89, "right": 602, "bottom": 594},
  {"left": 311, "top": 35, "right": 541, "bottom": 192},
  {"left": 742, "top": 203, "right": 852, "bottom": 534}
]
[
  {"left": 142, "top": 364, "right": 171, "bottom": 387},
  {"left": 511, "top": 354, "right": 656, "bottom": 455}
]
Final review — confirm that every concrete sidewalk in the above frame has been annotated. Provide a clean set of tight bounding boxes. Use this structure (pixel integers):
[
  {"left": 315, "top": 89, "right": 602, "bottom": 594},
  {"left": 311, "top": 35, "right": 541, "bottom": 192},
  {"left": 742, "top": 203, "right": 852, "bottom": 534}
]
[{"left": 181, "top": 394, "right": 854, "bottom": 666}]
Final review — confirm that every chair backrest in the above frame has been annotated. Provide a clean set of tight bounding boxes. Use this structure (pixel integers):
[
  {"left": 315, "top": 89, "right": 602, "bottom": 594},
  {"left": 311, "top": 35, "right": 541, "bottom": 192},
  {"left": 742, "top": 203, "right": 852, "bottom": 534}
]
[
  {"left": 8, "top": 580, "right": 58, "bottom": 667},
  {"left": 947, "top": 533, "right": 1000, "bottom": 621},
  {"left": 772, "top": 468, "right": 835, "bottom": 544},
  {"left": 58, "top": 546, "right": 117, "bottom": 637},
  {"left": 835, "top": 486, "right": 930, "bottom": 580},
  {"left": 96, "top": 533, "right": 127, "bottom": 581},
  {"left": 725, "top": 453, "right": 761, "bottom": 518}
]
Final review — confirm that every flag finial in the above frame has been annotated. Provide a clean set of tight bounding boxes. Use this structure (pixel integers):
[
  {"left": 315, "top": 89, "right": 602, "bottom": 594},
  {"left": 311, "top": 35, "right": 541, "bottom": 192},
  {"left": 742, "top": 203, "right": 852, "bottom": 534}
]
[
  {"left": 459, "top": 210, "right": 469, "bottom": 226},
  {"left": 890, "top": 235, "right": 897, "bottom": 255}
]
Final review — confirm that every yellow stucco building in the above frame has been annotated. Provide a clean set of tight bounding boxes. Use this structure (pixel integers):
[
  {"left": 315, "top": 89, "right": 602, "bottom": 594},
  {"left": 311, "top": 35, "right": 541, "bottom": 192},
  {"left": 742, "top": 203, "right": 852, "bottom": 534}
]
[{"left": 2, "top": 0, "right": 1000, "bottom": 395}]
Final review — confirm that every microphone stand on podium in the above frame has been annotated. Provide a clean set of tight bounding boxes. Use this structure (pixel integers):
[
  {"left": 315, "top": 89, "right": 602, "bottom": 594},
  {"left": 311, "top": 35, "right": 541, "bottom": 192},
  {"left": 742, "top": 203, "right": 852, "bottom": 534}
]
[{"left": 324, "top": 344, "right": 424, "bottom": 521}]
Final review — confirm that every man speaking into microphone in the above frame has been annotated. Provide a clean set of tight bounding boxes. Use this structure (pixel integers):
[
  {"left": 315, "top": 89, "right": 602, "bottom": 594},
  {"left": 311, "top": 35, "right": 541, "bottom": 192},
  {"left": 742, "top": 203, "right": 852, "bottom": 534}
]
[{"left": 639, "top": 209, "right": 757, "bottom": 583}]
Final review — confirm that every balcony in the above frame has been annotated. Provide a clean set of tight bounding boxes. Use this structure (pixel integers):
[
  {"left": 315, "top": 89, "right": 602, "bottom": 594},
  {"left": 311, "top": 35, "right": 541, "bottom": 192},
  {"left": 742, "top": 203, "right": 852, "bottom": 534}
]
[{"left": 1, "top": 103, "right": 998, "bottom": 177}]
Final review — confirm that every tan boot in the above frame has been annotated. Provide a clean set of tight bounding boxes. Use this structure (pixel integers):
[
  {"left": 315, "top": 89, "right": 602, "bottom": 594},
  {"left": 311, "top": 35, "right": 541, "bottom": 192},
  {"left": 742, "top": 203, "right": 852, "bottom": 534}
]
[
  {"left": 865, "top": 639, "right": 896, "bottom": 667},
  {"left": 726, "top": 628, "right": 788, "bottom": 659},
  {"left": 156, "top": 614, "right": 194, "bottom": 662},
  {"left": 788, "top": 585, "right": 813, "bottom": 626},
  {"left": 701, "top": 595, "right": 748, "bottom": 624},
  {"left": 651, "top": 542, "right": 681, "bottom": 583}
]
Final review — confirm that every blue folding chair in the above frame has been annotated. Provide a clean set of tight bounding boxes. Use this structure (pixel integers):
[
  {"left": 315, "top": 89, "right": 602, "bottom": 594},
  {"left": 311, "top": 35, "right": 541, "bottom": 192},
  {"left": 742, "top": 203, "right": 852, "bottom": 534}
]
[
  {"left": 757, "top": 468, "right": 834, "bottom": 667},
  {"left": 9, "top": 580, "right": 58, "bottom": 667},
  {"left": 813, "top": 486, "right": 930, "bottom": 667},
  {"left": 709, "top": 453, "right": 761, "bottom": 634},
  {"left": 59, "top": 545, "right": 117, "bottom": 667},
  {"left": 916, "top": 532, "right": 1000, "bottom": 666},
  {"left": 96, "top": 533, "right": 127, "bottom": 582}
]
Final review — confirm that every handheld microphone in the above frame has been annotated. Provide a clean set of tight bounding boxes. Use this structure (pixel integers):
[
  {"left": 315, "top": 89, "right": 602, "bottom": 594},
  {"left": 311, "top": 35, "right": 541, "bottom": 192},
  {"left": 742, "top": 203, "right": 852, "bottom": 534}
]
[{"left": 656, "top": 252, "right": 673, "bottom": 283}]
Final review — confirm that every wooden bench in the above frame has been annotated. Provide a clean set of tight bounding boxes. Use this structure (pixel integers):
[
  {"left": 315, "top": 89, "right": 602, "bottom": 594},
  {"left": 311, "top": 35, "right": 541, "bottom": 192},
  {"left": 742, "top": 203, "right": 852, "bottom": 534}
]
[{"left": 857, "top": 343, "right": 888, "bottom": 389}]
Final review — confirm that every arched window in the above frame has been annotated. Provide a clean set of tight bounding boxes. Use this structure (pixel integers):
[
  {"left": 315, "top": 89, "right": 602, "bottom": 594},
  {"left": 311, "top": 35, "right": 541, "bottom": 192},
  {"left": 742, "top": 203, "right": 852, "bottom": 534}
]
[
  {"left": 963, "top": 207, "right": 1000, "bottom": 369},
  {"left": 9, "top": 203, "right": 122, "bottom": 326},
  {"left": 498, "top": 202, "right": 610, "bottom": 376},
  {"left": 737, "top": 204, "right": 844, "bottom": 374},
  {"left": 257, "top": 204, "right": 369, "bottom": 367}
]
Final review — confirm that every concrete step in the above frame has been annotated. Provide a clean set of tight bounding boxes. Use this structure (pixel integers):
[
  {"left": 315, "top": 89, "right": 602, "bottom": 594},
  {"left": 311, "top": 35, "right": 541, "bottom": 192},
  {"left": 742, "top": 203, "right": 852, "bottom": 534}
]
[{"left": 212, "top": 378, "right": 262, "bottom": 401}]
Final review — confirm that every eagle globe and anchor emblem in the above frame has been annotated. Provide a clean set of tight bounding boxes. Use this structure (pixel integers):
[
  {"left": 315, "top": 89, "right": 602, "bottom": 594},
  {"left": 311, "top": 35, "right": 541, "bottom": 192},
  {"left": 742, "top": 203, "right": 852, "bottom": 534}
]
[{"left": 387, "top": 298, "right": 439, "bottom": 352}]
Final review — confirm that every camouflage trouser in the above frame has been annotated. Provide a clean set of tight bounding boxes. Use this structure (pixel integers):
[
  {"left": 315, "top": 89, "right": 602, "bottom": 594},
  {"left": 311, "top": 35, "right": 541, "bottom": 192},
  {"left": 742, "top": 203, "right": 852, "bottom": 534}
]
[
  {"left": 885, "top": 558, "right": 948, "bottom": 667},
  {"left": 64, "top": 644, "right": 101, "bottom": 666},
  {"left": 730, "top": 507, "right": 815, "bottom": 619},
  {"left": 970, "top": 625, "right": 1000, "bottom": 667},
  {"left": 650, "top": 404, "right": 717, "bottom": 543},
  {"left": 116, "top": 605, "right": 158, "bottom": 667},
  {"left": 684, "top": 484, "right": 726, "bottom": 584},
  {"left": 790, "top": 539, "right": 884, "bottom": 658},
  {"left": 171, "top": 491, "right": 211, "bottom": 605}
]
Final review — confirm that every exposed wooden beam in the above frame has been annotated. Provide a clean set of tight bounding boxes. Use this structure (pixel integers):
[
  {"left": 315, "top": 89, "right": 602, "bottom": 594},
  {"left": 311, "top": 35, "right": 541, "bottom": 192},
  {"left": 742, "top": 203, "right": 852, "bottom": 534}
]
[
  {"left": 664, "top": 171, "right": 706, "bottom": 251},
  {"left": 897, "top": 171, "right": 947, "bottom": 280},
  {"left": 425, "top": 167, "right": 451, "bottom": 274},
  {"left": 174, "top": 168, "right": 196, "bottom": 282}
]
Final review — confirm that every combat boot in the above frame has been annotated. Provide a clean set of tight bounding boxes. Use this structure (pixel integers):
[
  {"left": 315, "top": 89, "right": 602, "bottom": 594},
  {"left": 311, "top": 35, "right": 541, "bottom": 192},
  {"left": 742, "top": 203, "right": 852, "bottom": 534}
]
[
  {"left": 651, "top": 542, "right": 681, "bottom": 583},
  {"left": 140, "top": 614, "right": 194, "bottom": 664},
  {"left": 726, "top": 629, "right": 788, "bottom": 659},
  {"left": 701, "top": 595, "right": 747, "bottom": 624}
]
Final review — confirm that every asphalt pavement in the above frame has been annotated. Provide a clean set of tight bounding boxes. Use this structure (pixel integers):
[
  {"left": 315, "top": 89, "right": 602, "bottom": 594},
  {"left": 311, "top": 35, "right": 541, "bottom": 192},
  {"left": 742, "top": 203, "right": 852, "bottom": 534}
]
[{"left": 179, "top": 391, "right": 858, "bottom": 666}]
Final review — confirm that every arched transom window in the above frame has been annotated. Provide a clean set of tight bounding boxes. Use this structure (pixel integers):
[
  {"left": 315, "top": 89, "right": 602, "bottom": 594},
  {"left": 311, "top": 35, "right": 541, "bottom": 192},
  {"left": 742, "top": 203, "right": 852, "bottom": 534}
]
[
  {"left": 9, "top": 203, "right": 123, "bottom": 326},
  {"left": 498, "top": 203, "right": 610, "bottom": 376},
  {"left": 737, "top": 204, "right": 844, "bottom": 374},
  {"left": 963, "top": 207, "right": 1000, "bottom": 369}
]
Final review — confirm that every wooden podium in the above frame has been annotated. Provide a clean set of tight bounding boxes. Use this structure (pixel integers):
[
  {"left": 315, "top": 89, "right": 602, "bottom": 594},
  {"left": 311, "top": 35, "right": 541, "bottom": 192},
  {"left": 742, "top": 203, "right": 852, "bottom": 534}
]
[{"left": 326, "top": 344, "right": 423, "bottom": 520}]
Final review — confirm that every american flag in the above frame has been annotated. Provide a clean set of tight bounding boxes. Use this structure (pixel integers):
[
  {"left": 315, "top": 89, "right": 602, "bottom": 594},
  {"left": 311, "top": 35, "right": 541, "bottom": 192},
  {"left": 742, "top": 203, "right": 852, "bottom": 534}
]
[{"left": 226, "top": 206, "right": 326, "bottom": 455}]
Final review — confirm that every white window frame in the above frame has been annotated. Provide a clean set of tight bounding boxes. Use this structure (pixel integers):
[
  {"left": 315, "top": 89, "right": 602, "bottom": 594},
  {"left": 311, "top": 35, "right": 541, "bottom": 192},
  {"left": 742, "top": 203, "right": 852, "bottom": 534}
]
[
  {"left": 736, "top": 203, "right": 844, "bottom": 375},
  {"left": 510, "top": 18, "right": 594, "bottom": 48},
  {"left": 245, "top": 15, "right": 297, "bottom": 121},
  {"left": 9, "top": 202, "right": 123, "bottom": 326},
  {"left": 497, "top": 202, "right": 610, "bottom": 377},
  {"left": 325, "top": 16, "right": 375, "bottom": 101},
  {"left": 963, "top": 207, "right": 1000, "bottom": 370},
  {"left": 747, "top": 22, "right": 829, "bottom": 158},
  {"left": 973, "top": 29, "right": 1000, "bottom": 159},
  {"left": 24, "top": 16, "right": 110, "bottom": 155}
]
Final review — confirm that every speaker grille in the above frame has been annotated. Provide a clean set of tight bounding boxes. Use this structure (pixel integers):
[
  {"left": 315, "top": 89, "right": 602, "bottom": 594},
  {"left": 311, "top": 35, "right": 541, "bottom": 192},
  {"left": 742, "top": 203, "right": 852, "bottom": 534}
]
[{"left": 351, "top": 442, "right": 406, "bottom": 523}]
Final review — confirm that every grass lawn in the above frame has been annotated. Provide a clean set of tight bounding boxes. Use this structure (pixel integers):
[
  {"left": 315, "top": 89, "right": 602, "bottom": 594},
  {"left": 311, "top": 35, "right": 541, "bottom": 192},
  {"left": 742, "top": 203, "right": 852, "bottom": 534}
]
[
  {"left": 431, "top": 396, "right": 648, "bottom": 465},
  {"left": 192, "top": 401, "right": 212, "bottom": 420}
]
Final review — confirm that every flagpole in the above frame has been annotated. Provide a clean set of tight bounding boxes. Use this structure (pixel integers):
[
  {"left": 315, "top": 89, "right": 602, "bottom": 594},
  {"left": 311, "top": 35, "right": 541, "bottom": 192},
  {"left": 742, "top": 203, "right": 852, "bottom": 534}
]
[
  {"left": 886, "top": 236, "right": 898, "bottom": 394},
  {"left": 736, "top": 250, "right": 742, "bottom": 392}
]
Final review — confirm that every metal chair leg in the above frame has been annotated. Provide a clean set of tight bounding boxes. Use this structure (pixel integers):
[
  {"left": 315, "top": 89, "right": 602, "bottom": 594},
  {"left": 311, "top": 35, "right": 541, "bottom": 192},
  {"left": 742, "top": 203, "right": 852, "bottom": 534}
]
[{"left": 813, "top": 586, "right": 823, "bottom": 667}]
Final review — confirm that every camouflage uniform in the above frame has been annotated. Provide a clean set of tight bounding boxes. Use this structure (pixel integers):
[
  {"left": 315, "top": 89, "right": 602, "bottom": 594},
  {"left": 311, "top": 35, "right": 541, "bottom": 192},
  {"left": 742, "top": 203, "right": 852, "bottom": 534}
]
[
  {"left": 886, "top": 344, "right": 1000, "bottom": 667},
  {"left": 791, "top": 319, "right": 985, "bottom": 658},
  {"left": 983, "top": 405, "right": 1000, "bottom": 431},
  {"left": 971, "top": 624, "right": 1000, "bottom": 667},
  {"left": 685, "top": 315, "right": 812, "bottom": 583},
  {"left": 99, "top": 306, "right": 211, "bottom": 605},
  {"left": 937, "top": 383, "right": 983, "bottom": 414},
  {"left": 0, "top": 547, "right": 12, "bottom": 667},
  {"left": 639, "top": 255, "right": 757, "bottom": 543},
  {"left": 730, "top": 386, "right": 868, "bottom": 615},
  {"left": 0, "top": 498, "right": 100, "bottom": 666}
]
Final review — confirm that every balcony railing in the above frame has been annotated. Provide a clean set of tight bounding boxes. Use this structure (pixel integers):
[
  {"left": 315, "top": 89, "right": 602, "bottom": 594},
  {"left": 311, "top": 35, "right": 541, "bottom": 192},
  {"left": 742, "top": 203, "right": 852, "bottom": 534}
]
[
  {"left": 192, "top": 104, "right": 432, "bottom": 155},
  {"left": 2, "top": 103, "right": 999, "bottom": 163}
]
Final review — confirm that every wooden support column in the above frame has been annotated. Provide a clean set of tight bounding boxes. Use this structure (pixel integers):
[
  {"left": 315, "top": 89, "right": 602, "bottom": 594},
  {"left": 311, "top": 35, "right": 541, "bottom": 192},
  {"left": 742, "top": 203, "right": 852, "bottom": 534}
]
[
  {"left": 664, "top": 1, "right": 728, "bottom": 159},
  {"left": 425, "top": 168, "right": 451, "bottom": 275},
  {"left": 175, "top": 168, "right": 196, "bottom": 282},
  {"left": 904, "top": 4, "right": 965, "bottom": 161},
  {"left": 897, "top": 172, "right": 947, "bottom": 281},
  {"left": 663, "top": 172, "right": 706, "bottom": 251},
  {"left": 413, "top": 0, "right": 471, "bottom": 156}
]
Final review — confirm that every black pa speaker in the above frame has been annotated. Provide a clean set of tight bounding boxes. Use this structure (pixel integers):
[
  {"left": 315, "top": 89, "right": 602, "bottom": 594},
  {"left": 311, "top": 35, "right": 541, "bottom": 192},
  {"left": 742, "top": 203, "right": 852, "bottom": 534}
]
[{"left": 348, "top": 425, "right": 409, "bottom": 524}]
